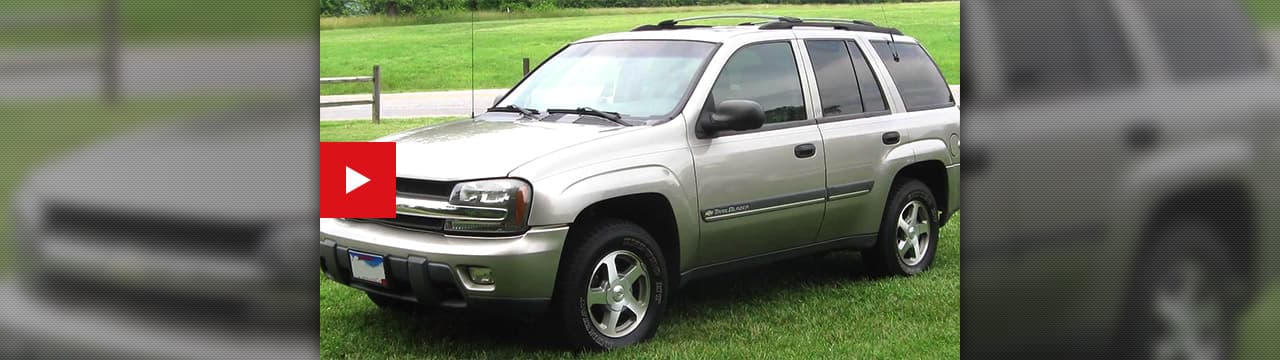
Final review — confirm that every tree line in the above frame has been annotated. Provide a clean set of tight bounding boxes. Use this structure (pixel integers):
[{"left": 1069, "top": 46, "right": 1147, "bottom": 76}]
[{"left": 322, "top": 0, "right": 941, "bottom": 16}]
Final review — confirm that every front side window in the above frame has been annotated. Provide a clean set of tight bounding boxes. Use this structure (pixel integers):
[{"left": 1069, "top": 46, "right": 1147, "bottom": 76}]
[
  {"left": 872, "top": 41, "right": 953, "bottom": 111},
  {"left": 498, "top": 40, "right": 716, "bottom": 119},
  {"left": 710, "top": 42, "right": 807, "bottom": 124}
]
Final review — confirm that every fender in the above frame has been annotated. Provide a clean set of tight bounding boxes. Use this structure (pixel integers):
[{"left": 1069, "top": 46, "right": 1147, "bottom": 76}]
[
  {"left": 906, "top": 137, "right": 960, "bottom": 220},
  {"left": 882, "top": 140, "right": 921, "bottom": 174},
  {"left": 1087, "top": 140, "right": 1255, "bottom": 335},
  {"left": 876, "top": 138, "right": 941, "bottom": 189},
  {"left": 526, "top": 164, "right": 700, "bottom": 272},
  {"left": 1110, "top": 140, "right": 1253, "bottom": 267},
  {"left": 907, "top": 138, "right": 953, "bottom": 165}
]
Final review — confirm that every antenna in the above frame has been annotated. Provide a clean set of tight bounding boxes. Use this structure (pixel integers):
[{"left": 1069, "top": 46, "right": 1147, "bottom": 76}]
[
  {"left": 469, "top": 0, "right": 476, "bottom": 118},
  {"left": 880, "top": 3, "right": 899, "bottom": 62}
]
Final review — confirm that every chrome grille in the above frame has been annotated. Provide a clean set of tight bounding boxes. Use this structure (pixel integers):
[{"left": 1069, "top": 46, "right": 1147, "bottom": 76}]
[{"left": 356, "top": 178, "right": 458, "bottom": 232}]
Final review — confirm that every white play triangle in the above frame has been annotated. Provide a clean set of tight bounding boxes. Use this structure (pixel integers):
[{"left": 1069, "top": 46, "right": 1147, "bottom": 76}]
[{"left": 345, "top": 166, "right": 371, "bottom": 194}]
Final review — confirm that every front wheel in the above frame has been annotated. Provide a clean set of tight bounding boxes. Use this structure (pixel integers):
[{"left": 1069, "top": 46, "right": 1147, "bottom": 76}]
[
  {"left": 864, "top": 179, "right": 939, "bottom": 276},
  {"left": 551, "top": 219, "right": 669, "bottom": 350}
]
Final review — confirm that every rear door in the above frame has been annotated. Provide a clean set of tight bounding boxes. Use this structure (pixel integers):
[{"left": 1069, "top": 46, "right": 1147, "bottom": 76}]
[
  {"left": 801, "top": 38, "right": 904, "bottom": 241},
  {"left": 690, "top": 40, "right": 827, "bottom": 266}
]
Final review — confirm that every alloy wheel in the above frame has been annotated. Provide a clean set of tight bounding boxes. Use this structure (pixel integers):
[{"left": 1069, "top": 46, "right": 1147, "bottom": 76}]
[
  {"left": 896, "top": 200, "right": 931, "bottom": 266},
  {"left": 585, "top": 249, "right": 651, "bottom": 338},
  {"left": 1148, "top": 259, "right": 1227, "bottom": 360}
]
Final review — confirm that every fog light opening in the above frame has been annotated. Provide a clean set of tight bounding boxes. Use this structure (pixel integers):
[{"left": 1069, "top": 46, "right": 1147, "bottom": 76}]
[{"left": 467, "top": 266, "right": 494, "bottom": 285}]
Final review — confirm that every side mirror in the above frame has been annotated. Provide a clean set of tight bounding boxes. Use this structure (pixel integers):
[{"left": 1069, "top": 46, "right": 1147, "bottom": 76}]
[
  {"left": 492, "top": 95, "right": 503, "bottom": 107},
  {"left": 701, "top": 100, "right": 765, "bottom": 134}
]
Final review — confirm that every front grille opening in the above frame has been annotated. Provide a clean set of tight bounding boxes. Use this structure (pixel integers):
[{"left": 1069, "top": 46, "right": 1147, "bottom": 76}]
[{"left": 397, "top": 178, "right": 456, "bottom": 199}]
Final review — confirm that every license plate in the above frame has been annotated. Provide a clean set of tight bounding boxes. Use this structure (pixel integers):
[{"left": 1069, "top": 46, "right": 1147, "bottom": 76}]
[{"left": 348, "top": 250, "right": 387, "bottom": 286}]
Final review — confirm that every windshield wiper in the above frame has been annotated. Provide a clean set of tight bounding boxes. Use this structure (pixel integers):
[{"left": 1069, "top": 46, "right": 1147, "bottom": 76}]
[
  {"left": 546, "top": 107, "right": 628, "bottom": 126},
  {"left": 487, "top": 104, "right": 541, "bottom": 119}
]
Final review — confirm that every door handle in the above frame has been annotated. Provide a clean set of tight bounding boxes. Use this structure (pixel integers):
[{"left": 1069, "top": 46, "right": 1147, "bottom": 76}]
[
  {"left": 882, "top": 131, "right": 901, "bottom": 145},
  {"left": 794, "top": 143, "right": 816, "bottom": 158}
]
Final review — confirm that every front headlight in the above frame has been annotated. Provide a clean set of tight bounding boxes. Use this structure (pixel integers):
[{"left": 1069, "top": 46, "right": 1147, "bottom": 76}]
[{"left": 445, "top": 179, "right": 532, "bottom": 235}]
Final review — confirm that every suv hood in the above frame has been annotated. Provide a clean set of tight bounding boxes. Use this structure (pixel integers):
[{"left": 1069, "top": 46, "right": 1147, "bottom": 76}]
[{"left": 382, "top": 118, "right": 633, "bottom": 181}]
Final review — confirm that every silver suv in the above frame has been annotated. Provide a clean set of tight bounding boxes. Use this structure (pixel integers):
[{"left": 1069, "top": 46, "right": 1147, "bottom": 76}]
[{"left": 319, "top": 15, "right": 960, "bottom": 349}]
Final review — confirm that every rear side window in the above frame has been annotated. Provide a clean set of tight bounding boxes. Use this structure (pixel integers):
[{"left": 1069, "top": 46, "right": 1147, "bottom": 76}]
[
  {"left": 1136, "top": 1, "right": 1267, "bottom": 78},
  {"left": 711, "top": 42, "right": 807, "bottom": 124},
  {"left": 980, "top": 0, "right": 1136, "bottom": 99},
  {"left": 805, "top": 40, "right": 862, "bottom": 117},
  {"left": 847, "top": 42, "right": 888, "bottom": 113},
  {"left": 872, "top": 41, "right": 953, "bottom": 111}
]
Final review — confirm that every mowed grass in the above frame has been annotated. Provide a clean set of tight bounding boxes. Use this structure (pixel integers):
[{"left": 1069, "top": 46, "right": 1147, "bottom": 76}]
[
  {"left": 320, "top": 2, "right": 959, "bottom": 95},
  {"left": 1246, "top": 0, "right": 1279, "bottom": 25},
  {"left": 319, "top": 119, "right": 960, "bottom": 358},
  {"left": 320, "top": 117, "right": 462, "bottom": 142}
]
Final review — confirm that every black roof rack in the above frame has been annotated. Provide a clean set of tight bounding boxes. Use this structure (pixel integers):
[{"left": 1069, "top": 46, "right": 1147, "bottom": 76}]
[
  {"left": 759, "top": 20, "right": 903, "bottom": 35},
  {"left": 632, "top": 14, "right": 798, "bottom": 31},
  {"left": 631, "top": 14, "right": 902, "bottom": 35}
]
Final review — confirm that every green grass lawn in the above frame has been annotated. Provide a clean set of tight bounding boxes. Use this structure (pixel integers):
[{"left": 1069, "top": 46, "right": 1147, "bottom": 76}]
[
  {"left": 320, "top": 2, "right": 959, "bottom": 95},
  {"left": 319, "top": 118, "right": 959, "bottom": 358},
  {"left": 320, "top": 218, "right": 960, "bottom": 359},
  {"left": 3, "top": 0, "right": 311, "bottom": 47},
  {"left": 1246, "top": 0, "right": 1278, "bottom": 26},
  {"left": 320, "top": 117, "right": 462, "bottom": 142}
]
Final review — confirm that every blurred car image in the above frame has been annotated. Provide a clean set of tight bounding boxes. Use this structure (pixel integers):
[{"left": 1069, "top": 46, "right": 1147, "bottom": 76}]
[{"left": 962, "top": 0, "right": 1279, "bottom": 358}]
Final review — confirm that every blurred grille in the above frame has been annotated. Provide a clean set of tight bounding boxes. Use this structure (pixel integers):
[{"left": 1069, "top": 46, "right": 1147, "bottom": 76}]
[
  {"left": 25, "top": 203, "right": 285, "bottom": 328},
  {"left": 42, "top": 203, "right": 266, "bottom": 255}
]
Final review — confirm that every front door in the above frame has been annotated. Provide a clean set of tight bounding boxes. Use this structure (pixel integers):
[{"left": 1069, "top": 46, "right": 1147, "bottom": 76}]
[{"left": 690, "top": 40, "right": 827, "bottom": 266}]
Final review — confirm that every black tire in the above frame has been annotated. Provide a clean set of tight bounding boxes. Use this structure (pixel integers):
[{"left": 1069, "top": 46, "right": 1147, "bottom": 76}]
[
  {"left": 1116, "top": 219, "right": 1253, "bottom": 359},
  {"left": 366, "top": 292, "right": 415, "bottom": 312},
  {"left": 863, "top": 179, "right": 939, "bottom": 276},
  {"left": 551, "top": 219, "right": 669, "bottom": 350}
]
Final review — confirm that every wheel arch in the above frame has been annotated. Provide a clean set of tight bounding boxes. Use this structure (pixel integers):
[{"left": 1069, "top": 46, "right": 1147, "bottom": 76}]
[
  {"left": 890, "top": 160, "right": 950, "bottom": 224},
  {"left": 567, "top": 193, "right": 683, "bottom": 286},
  {"left": 530, "top": 165, "right": 698, "bottom": 284},
  {"left": 1138, "top": 180, "right": 1257, "bottom": 295}
]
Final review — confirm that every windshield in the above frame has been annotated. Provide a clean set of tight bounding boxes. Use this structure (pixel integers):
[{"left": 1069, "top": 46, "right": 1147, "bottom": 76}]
[{"left": 496, "top": 40, "right": 716, "bottom": 120}]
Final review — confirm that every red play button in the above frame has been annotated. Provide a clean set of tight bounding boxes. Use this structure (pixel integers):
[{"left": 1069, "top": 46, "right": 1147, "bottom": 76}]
[{"left": 320, "top": 142, "right": 395, "bottom": 218}]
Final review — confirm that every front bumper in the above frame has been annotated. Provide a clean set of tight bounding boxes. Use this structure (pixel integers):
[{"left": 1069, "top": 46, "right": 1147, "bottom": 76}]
[{"left": 319, "top": 218, "right": 568, "bottom": 313}]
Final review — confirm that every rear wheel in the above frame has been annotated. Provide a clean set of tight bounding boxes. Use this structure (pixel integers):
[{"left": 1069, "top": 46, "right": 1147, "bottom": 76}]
[
  {"left": 552, "top": 219, "right": 668, "bottom": 350},
  {"left": 1118, "top": 219, "right": 1253, "bottom": 360},
  {"left": 864, "top": 179, "right": 939, "bottom": 276}
]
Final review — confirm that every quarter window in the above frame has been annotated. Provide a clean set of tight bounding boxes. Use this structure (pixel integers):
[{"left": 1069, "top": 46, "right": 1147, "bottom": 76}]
[
  {"left": 711, "top": 42, "right": 807, "bottom": 124},
  {"left": 872, "top": 41, "right": 953, "bottom": 111}
]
